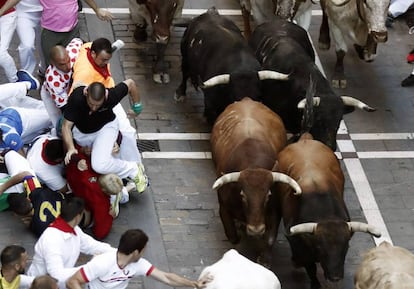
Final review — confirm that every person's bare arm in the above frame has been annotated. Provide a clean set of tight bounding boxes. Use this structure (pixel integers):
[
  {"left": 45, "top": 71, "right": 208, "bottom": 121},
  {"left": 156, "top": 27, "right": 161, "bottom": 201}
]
[
  {"left": 0, "top": 171, "right": 31, "bottom": 195},
  {"left": 0, "top": 0, "right": 20, "bottom": 16},
  {"left": 66, "top": 270, "right": 86, "bottom": 289},
  {"left": 123, "top": 79, "right": 141, "bottom": 104},
  {"left": 149, "top": 268, "right": 211, "bottom": 289},
  {"left": 61, "top": 118, "right": 77, "bottom": 165},
  {"left": 83, "top": 0, "right": 113, "bottom": 21},
  {"left": 123, "top": 79, "right": 143, "bottom": 117}
]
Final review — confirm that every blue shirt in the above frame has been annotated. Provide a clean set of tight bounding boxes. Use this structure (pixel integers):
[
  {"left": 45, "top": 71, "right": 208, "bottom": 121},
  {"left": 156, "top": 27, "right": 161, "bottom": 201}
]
[{"left": 0, "top": 108, "right": 23, "bottom": 152}]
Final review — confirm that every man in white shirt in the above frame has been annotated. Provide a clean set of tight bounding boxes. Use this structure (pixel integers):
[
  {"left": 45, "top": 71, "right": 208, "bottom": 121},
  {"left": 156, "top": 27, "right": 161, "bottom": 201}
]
[
  {"left": 66, "top": 229, "right": 212, "bottom": 289},
  {"left": 26, "top": 134, "right": 67, "bottom": 193},
  {"left": 27, "top": 197, "right": 114, "bottom": 288}
]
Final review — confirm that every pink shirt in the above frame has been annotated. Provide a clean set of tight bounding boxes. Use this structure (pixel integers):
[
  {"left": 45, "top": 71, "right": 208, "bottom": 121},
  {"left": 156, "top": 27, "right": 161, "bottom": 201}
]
[{"left": 39, "top": 0, "right": 78, "bottom": 32}]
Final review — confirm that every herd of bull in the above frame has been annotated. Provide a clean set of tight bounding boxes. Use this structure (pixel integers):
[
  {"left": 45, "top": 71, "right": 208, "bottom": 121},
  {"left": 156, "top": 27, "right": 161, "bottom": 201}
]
[{"left": 130, "top": 0, "right": 414, "bottom": 288}]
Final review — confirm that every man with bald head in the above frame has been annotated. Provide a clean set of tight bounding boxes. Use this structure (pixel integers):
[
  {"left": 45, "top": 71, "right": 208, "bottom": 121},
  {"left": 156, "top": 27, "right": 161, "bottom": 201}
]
[{"left": 40, "top": 38, "right": 83, "bottom": 129}]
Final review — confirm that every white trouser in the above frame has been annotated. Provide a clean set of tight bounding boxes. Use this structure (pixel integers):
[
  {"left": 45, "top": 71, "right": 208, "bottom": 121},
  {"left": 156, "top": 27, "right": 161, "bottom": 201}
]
[
  {"left": 5, "top": 149, "right": 35, "bottom": 176},
  {"left": 0, "top": 82, "right": 46, "bottom": 109},
  {"left": 16, "top": 10, "right": 43, "bottom": 74},
  {"left": 389, "top": 0, "right": 414, "bottom": 17},
  {"left": 40, "top": 85, "right": 62, "bottom": 128},
  {"left": 0, "top": 12, "right": 18, "bottom": 82},
  {"left": 72, "top": 118, "right": 138, "bottom": 179},
  {"left": 113, "top": 103, "right": 141, "bottom": 163},
  {"left": 12, "top": 107, "right": 52, "bottom": 144}
]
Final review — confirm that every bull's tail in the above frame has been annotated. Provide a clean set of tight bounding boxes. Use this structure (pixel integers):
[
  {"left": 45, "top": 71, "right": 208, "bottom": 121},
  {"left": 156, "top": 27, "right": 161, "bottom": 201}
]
[{"left": 300, "top": 75, "right": 316, "bottom": 134}]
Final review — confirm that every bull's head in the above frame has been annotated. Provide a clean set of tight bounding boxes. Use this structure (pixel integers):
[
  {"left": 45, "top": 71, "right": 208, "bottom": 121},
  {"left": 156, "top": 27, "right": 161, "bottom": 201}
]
[
  {"left": 202, "top": 70, "right": 289, "bottom": 101},
  {"left": 358, "top": 0, "right": 389, "bottom": 43},
  {"left": 213, "top": 169, "right": 301, "bottom": 237},
  {"left": 297, "top": 95, "right": 376, "bottom": 151},
  {"left": 275, "top": 0, "right": 306, "bottom": 21},
  {"left": 139, "top": 0, "right": 179, "bottom": 44},
  {"left": 289, "top": 221, "right": 381, "bottom": 282}
]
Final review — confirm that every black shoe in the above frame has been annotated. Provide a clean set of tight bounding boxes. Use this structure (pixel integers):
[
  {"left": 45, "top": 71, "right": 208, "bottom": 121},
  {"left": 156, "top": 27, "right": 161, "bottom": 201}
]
[{"left": 401, "top": 74, "right": 414, "bottom": 87}]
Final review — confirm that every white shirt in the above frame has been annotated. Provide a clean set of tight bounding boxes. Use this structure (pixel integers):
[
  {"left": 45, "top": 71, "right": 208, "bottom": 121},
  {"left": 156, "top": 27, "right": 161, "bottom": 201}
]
[
  {"left": 81, "top": 250, "right": 154, "bottom": 289},
  {"left": 27, "top": 224, "right": 113, "bottom": 287},
  {"left": 26, "top": 134, "right": 66, "bottom": 191}
]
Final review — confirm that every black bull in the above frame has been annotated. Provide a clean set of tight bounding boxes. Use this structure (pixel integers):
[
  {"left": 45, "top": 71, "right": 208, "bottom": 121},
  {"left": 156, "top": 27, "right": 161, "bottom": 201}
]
[
  {"left": 248, "top": 19, "right": 376, "bottom": 151},
  {"left": 174, "top": 7, "right": 289, "bottom": 125}
]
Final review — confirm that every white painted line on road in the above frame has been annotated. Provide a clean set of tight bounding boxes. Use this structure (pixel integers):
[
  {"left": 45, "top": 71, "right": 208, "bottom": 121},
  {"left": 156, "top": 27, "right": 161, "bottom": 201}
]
[
  {"left": 138, "top": 132, "right": 414, "bottom": 140},
  {"left": 138, "top": 133, "right": 210, "bottom": 140},
  {"left": 82, "top": 8, "right": 323, "bottom": 16},
  {"left": 351, "top": 132, "right": 414, "bottom": 140},
  {"left": 142, "top": 151, "right": 212, "bottom": 159},
  {"left": 358, "top": 151, "right": 414, "bottom": 159},
  {"left": 343, "top": 159, "right": 393, "bottom": 245}
]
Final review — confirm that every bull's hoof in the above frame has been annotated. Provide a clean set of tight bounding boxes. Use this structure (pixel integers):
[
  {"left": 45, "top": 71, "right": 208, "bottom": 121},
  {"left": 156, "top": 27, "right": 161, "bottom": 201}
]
[
  {"left": 153, "top": 72, "right": 170, "bottom": 84},
  {"left": 133, "top": 24, "right": 148, "bottom": 43},
  {"left": 332, "top": 79, "right": 347, "bottom": 89},
  {"left": 174, "top": 93, "right": 186, "bottom": 103}
]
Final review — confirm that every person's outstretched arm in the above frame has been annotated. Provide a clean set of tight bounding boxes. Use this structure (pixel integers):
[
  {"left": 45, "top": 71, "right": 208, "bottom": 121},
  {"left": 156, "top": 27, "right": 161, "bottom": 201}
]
[{"left": 83, "top": 0, "right": 113, "bottom": 21}]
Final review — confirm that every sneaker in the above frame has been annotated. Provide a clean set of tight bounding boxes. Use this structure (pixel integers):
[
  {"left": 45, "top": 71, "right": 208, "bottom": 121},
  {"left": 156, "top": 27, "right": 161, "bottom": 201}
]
[
  {"left": 401, "top": 74, "right": 414, "bottom": 87},
  {"left": 110, "top": 191, "right": 122, "bottom": 218},
  {"left": 125, "top": 181, "right": 136, "bottom": 193},
  {"left": 120, "top": 187, "right": 130, "bottom": 204},
  {"left": 17, "top": 70, "right": 40, "bottom": 90},
  {"left": 133, "top": 163, "right": 149, "bottom": 193}
]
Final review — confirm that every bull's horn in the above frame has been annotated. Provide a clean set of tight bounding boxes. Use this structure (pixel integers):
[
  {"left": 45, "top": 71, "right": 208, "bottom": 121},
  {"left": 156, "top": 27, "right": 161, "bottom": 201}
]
[
  {"left": 347, "top": 221, "right": 382, "bottom": 238},
  {"left": 257, "top": 70, "right": 289, "bottom": 80},
  {"left": 212, "top": 172, "right": 241, "bottom": 190},
  {"left": 341, "top": 96, "right": 376, "bottom": 112},
  {"left": 271, "top": 172, "right": 302, "bottom": 195},
  {"left": 331, "top": 0, "right": 351, "bottom": 6},
  {"left": 202, "top": 74, "right": 230, "bottom": 88},
  {"left": 290, "top": 222, "right": 317, "bottom": 235},
  {"left": 258, "top": 70, "right": 289, "bottom": 81},
  {"left": 297, "top": 97, "right": 321, "bottom": 109}
]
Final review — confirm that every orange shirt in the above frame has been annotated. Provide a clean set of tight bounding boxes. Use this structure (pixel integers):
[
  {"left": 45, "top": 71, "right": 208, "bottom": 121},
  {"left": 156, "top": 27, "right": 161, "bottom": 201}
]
[{"left": 70, "top": 42, "right": 114, "bottom": 94}]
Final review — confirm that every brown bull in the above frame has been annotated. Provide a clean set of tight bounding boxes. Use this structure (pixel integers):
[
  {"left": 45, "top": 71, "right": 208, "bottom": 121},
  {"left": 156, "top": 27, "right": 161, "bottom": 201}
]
[
  {"left": 211, "top": 97, "right": 301, "bottom": 262},
  {"left": 273, "top": 133, "right": 381, "bottom": 289},
  {"left": 128, "top": 0, "right": 184, "bottom": 84}
]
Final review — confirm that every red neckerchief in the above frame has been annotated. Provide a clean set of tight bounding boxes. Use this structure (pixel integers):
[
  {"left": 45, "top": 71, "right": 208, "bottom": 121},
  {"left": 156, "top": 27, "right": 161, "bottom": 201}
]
[
  {"left": 41, "top": 139, "right": 61, "bottom": 165},
  {"left": 49, "top": 217, "right": 77, "bottom": 235},
  {"left": 86, "top": 48, "right": 111, "bottom": 79}
]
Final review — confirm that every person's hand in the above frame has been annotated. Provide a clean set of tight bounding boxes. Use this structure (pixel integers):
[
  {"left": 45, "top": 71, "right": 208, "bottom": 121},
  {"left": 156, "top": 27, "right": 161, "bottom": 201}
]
[
  {"left": 65, "top": 148, "right": 78, "bottom": 165},
  {"left": 127, "top": 108, "right": 139, "bottom": 119},
  {"left": 77, "top": 159, "right": 88, "bottom": 171},
  {"left": 112, "top": 142, "right": 120, "bottom": 154},
  {"left": 195, "top": 274, "right": 213, "bottom": 289},
  {"left": 96, "top": 8, "right": 113, "bottom": 21}
]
